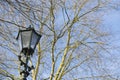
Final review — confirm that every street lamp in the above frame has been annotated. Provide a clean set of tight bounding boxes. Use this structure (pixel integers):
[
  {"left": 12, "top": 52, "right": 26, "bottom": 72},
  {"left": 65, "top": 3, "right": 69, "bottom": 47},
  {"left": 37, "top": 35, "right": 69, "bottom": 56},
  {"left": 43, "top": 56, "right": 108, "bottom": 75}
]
[{"left": 16, "top": 26, "right": 42, "bottom": 80}]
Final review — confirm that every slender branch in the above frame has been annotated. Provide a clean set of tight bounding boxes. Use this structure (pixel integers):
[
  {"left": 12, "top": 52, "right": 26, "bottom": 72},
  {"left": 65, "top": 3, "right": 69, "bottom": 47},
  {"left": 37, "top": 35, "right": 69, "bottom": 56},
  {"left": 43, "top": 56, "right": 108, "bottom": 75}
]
[
  {"left": 32, "top": 43, "right": 41, "bottom": 80},
  {"left": 0, "top": 68, "right": 19, "bottom": 80},
  {"left": 0, "top": 18, "right": 25, "bottom": 28},
  {"left": 54, "top": 28, "right": 71, "bottom": 80},
  {"left": 49, "top": 0, "right": 57, "bottom": 80}
]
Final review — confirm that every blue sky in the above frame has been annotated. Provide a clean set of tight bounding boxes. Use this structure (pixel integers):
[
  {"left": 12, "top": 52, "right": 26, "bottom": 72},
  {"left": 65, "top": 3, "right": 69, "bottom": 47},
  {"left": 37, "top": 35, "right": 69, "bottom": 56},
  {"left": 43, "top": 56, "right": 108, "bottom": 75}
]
[
  {"left": 103, "top": 9, "right": 120, "bottom": 34},
  {"left": 103, "top": 9, "right": 120, "bottom": 44},
  {"left": 102, "top": 8, "right": 120, "bottom": 78}
]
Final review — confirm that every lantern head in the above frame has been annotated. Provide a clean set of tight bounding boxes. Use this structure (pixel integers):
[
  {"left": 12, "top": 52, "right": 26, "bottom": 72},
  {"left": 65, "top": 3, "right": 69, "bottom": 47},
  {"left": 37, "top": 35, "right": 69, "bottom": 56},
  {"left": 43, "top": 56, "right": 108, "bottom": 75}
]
[{"left": 16, "top": 27, "right": 42, "bottom": 56}]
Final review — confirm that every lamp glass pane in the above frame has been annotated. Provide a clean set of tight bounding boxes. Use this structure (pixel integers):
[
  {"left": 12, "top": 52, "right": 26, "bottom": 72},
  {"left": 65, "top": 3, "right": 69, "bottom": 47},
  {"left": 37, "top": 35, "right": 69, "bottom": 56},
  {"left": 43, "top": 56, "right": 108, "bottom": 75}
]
[
  {"left": 18, "top": 33, "right": 22, "bottom": 51},
  {"left": 31, "top": 31, "right": 39, "bottom": 49},
  {"left": 21, "top": 31, "right": 32, "bottom": 48}
]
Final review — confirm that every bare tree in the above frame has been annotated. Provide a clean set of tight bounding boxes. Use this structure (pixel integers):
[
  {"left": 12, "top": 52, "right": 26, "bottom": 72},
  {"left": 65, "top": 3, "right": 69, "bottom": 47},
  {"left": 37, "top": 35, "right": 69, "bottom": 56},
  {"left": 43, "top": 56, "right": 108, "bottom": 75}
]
[{"left": 0, "top": 0, "right": 119, "bottom": 80}]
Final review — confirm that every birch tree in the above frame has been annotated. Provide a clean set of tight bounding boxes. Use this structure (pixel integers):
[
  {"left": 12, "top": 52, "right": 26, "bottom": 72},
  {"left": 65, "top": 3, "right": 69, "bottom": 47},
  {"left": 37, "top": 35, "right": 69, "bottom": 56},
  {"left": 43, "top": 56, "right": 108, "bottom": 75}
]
[{"left": 0, "top": 0, "right": 119, "bottom": 80}]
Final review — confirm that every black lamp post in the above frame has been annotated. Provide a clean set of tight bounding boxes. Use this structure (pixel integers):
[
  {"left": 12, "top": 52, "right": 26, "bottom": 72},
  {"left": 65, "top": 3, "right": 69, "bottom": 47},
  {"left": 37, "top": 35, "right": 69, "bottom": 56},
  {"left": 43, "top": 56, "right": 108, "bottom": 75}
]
[{"left": 16, "top": 26, "right": 42, "bottom": 80}]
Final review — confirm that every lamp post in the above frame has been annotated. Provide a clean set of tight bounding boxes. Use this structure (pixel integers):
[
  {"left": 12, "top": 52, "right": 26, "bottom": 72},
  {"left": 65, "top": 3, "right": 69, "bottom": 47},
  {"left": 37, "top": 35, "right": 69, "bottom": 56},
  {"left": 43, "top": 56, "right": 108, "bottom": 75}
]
[{"left": 16, "top": 26, "right": 42, "bottom": 80}]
